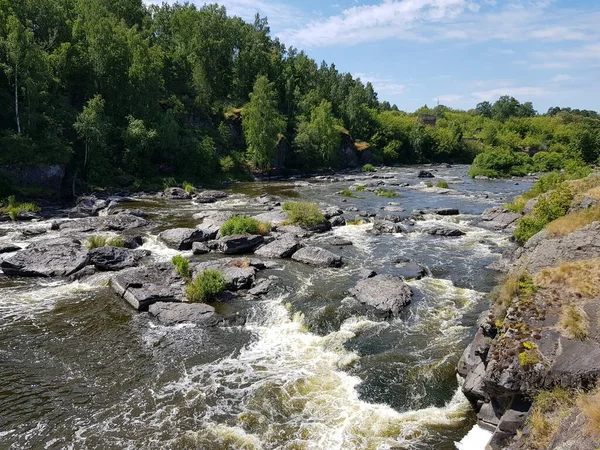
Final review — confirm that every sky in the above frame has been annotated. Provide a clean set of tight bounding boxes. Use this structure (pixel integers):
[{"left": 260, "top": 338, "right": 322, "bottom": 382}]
[{"left": 147, "top": 0, "right": 600, "bottom": 113}]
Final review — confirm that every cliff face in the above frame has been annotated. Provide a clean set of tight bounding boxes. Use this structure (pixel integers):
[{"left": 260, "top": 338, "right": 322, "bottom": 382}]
[{"left": 459, "top": 176, "right": 600, "bottom": 450}]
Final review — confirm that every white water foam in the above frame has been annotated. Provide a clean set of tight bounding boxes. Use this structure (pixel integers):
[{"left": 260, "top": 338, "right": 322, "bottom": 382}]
[{"left": 455, "top": 424, "right": 493, "bottom": 450}]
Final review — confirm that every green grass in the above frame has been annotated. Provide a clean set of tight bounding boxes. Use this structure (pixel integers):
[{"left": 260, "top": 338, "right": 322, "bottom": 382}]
[
  {"left": 375, "top": 188, "right": 398, "bottom": 198},
  {"left": 185, "top": 269, "right": 226, "bottom": 302},
  {"left": 362, "top": 164, "right": 376, "bottom": 172},
  {"left": 86, "top": 235, "right": 126, "bottom": 249},
  {"left": 107, "top": 237, "right": 125, "bottom": 247},
  {"left": 172, "top": 255, "right": 190, "bottom": 279},
  {"left": 182, "top": 181, "right": 195, "bottom": 194},
  {"left": 435, "top": 180, "right": 449, "bottom": 188},
  {"left": 220, "top": 216, "right": 271, "bottom": 236},
  {"left": 2, "top": 195, "right": 40, "bottom": 220},
  {"left": 355, "top": 185, "right": 366, "bottom": 192},
  {"left": 425, "top": 181, "right": 433, "bottom": 188},
  {"left": 282, "top": 202, "right": 325, "bottom": 228},
  {"left": 339, "top": 188, "right": 356, "bottom": 198}
]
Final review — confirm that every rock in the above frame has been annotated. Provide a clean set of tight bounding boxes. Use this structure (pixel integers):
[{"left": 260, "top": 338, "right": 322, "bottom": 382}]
[
  {"left": 252, "top": 210, "right": 288, "bottom": 226},
  {"left": 192, "top": 242, "right": 211, "bottom": 255},
  {"left": 523, "top": 198, "right": 539, "bottom": 215},
  {"left": 497, "top": 403, "right": 529, "bottom": 434},
  {"left": 372, "top": 220, "right": 407, "bottom": 235},
  {"left": 395, "top": 261, "right": 427, "bottom": 280},
  {"left": 159, "top": 228, "right": 212, "bottom": 250},
  {"left": 324, "top": 207, "right": 343, "bottom": 219},
  {"left": 255, "top": 234, "right": 301, "bottom": 258},
  {"left": 291, "top": 246, "right": 343, "bottom": 267},
  {"left": 418, "top": 170, "right": 435, "bottom": 178},
  {"left": 148, "top": 302, "right": 221, "bottom": 326},
  {"left": 325, "top": 237, "right": 353, "bottom": 247},
  {"left": 88, "top": 246, "right": 144, "bottom": 271},
  {"left": 358, "top": 269, "right": 377, "bottom": 279},
  {"left": 0, "top": 244, "right": 21, "bottom": 254},
  {"left": 329, "top": 215, "right": 346, "bottom": 227},
  {"left": 349, "top": 274, "right": 412, "bottom": 315},
  {"left": 196, "top": 190, "right": 228, "bottom": 203},
  {"left": 113, "top": 208, "right": 147, "bottom": 218},
  {"left": 192, "top": 259, "right": 258, "bottom": 290},
  {"left": 1, "top": 238, "right": 88, "bottom": 277},
  {"left": 248, "top": 278, "right": 273, "bottom": 296},
  {"left": 14, "top": 211, "right": 40, "bottom": 221},
  {"left": 111, "top": 265, "right": 185, "bottom": 311},
  {"left": 307, "top": 221, "right": 333, "bottom": 233},
  {"left": 426, "top": 226, "right": 465, "bottom": 237},
  {"left": 59, "top": 214, "right": 149, "bottom": 233},
  {"left": 433, "top": 208, "right": 460, "bottom": 216},
  {"left": 73, "top": 196, "right": 108, "bottom": 216},
  {"left": 164, "top": 187, "right": 191, "bottom": 200},
  {"left": 217, "top": 234, "right": 264, "bottom": 254},
  {"left": 478, "top": 207, "right": 521, "bottom": 231},
  {"left": 477, "top": 401, "right": 502, "bottom": 431},
  {"left": 123, "top": 236, "right": 144, "bottom": 249},
  {"left": 383, "top": 206, "right": 405, "bottom": 212}
]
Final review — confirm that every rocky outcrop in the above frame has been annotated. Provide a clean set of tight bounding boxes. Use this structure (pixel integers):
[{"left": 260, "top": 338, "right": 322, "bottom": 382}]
[
  {"left": 349, "top": 274, "right": 412, "bottom": 315},
  {"left": 196, "top": 190, "right": 227, "bottom": 203},
  {"left": 148, "top": 302, "right": 221, "bottom": 326},
  {"left": 164, "top": 187, "right": 192, "bottom": 200},
  {"left": 217, "top": 234, "right": 264, "bottom": 254},
  {"left": 255, "top": 234, "right": 301, "bottom": 258},
  {"left": 58, "top": 213, "right": 149, "bottom": 233},
  {"left": 88, "top": 246, "right": 144, "bottom": 271},
  {"left": 418, "top": 170, "right": 435, "bottom": 178},
  {"left": 372, "top": 220, "right": 407, "bottom": 235},
  {"left": 478, "top": 206, "right": 521, "bottom": 231},
  {"left": 159, "top": 227, "right": 213, "bottom": 250},
  {"left": 291, "top": 246, "right": 342, "bottom": 268},
  {"left": 191, "top": 258, "right": 259, "bottom": 290}
]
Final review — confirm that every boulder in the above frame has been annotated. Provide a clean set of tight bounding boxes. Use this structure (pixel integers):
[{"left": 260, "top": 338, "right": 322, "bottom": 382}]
[
  {"left": 0, "top": 244, "right": 21, "bottom": 254},
  {"left": 217, "top": 234, "right": 264, "bottom": 254},
  {"left": 478, "top": 207, "right": 521, "bottom": 231},
  {"left": 110, "top": 265, "right": 185, "bottom": 311},
  {"left": 291, "top": 246, "right": 342, "bottom": 268},
  {"left": 395, "top": 261, "right": 427, "bottom": 280},
  {"left": 196, "top": 190, "right": 228, "bottom": 203},
  {"left": 248, "top": 278, "right": 274, "bottom": 296},
  {"left": 358, "top": 269, "right": 377, "bottom": 279},
  {"left": 349, "top": 274, "right": 412, "bottom": 315},
  {"left": 72, "top": 196, "right": 108, "bottom": 217},
  {"left": 164, "top": 187, "right": 191, "bottom": 200},
  {"left": 252, "top": 210, "right": 288, "bottom": 226},
  {"left": 418, "top": 170, "right": 435, "bottom": 178},
  {"left": 192, "top": 242, "right": 211, "bottom": 255},
  {"left": 324, "top": 207, "right": 343, "bottom": 219},
  {"left": 329, "top": 215, "right": 346, "bottom": 227},
  {"left": 1, "top": 238, "right": 88, "bottom": 277},
  {"left": 88, "top": 246, "right": 144, "bottom": 271},
  {"left": 59, "top": 214, "right": 149, "bottom": 233},
  {"left": 307, "top": 221, "right": 333, "bottom": 233},
  {"left": 255, "top": 234, "right": 301, "bottom": 258},
  {"left": 325, "top": 237, "right": 353, "bottom": 247},
  {"left": 426, "top": 226, "right": 465, "bottom": 237},
  {"left": 123, "top": 236, "right": 144, "bottom": 249},
  {"left": 433, "top": 208, "right": 460, "bottom": 216},
  {"left": 148, "top": 302, "right": 221, "bottom": 326},
  {"left": 192, "top": 259, "right": 257, "bottom": 290},
  {"left": 159, "top": 227, "right": 212, "bottom": 250},
  {"left": 372, "top": 220, "right": 407, "bottom": 235}
]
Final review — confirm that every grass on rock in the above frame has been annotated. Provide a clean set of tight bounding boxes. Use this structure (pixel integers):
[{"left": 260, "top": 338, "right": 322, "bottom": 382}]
[
  {"left": 362, "top": 164, "right": 376, "bottom": 172},
  {"left": 172, "top": 255, "right": 190, "bottom": 279},
  {"left": 185, "top": 269, "right": 226, "bottom": 303},
  {"left": 282, "top": 202, "right": 324, "bottom": 228},
  {"left": 375, "top": 188, "right": 398, "bottom": 198},
  {"left": 220, "top": 216, "right": 271, "bottom": 236}
]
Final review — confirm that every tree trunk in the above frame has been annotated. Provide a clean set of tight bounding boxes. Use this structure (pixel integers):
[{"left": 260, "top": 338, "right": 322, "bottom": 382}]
[{"left": 14, "top": 64, "right": 21, "bottom": 134}]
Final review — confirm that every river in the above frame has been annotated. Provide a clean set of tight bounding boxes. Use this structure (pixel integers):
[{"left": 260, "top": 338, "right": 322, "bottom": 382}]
[{"left": 0, "top": 165, "right": 530, "bottom": 449}]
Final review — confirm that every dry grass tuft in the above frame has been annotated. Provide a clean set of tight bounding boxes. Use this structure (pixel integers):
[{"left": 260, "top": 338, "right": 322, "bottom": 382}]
[
  {"left": 527, "top": 387, "right": 577, "bottom": 449},
  {"left": 546, "top": 205, "right": 600, "bottom": 237},
  {"left": 354, "top": 141, "right": 370, "bottom": 151},
  {"left": 579, "top": 387, "right": 600, "bottom": 437},
  {"left": 229, "top": 259, "right": 250, "bottom": 268},
  {"left": 558, "top": 304, "right": 590, "bottom": 340},
  {"left": 534, "top": 258, "right": 600, "bottom": 298},
  {"left": 585, "top": 186, "right": 600, "bottom": 201},
  {"left": 492, "top": 272, "right": 537, "bottom": 321}
]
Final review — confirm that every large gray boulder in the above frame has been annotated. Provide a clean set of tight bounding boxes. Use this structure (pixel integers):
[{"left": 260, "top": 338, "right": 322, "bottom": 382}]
[
  {"left": 196, "top": 190, "right": 228, "bottom": 203},
  {"left": 148, "top": 302, "right": 221, "bottom": 326},
  {"left": 71, "top": 195, "right": 108, "bottom": 217},
  {"left": 349, "top": 274, "right": 412, "bottom": 315},
  {"left": 164, "top": 187, "right": 191, "bottom": 200},
  {"left": 59, "top": 214, "right": 149, "bottom": 233},
  {"left": 478, "top": 207, "right": 521, "bottom": 231},
  {"left": 110, "top": 265, "right": 185, "bottom": 311},
  {"left": 1, "top": 238, "right": 89, "bottom": 277},
  {"left": 159, "top": 227, "right": 213, "bottom": 250},
  {"left": 88, "top": 246, "right": 144, "bottom": 271},
  {"left": 0, "top": 244, "right": 21, "bottom": 254},
  {"left": 291, "top": 246, "right": 342, "bottom": 267},
  {"left": 192, "top": 259, "right": 258, "bottom": 290},
  {"left": 372, "top": 220, "right": 407, "bottom": 235},
  {"left": 255, "top": 234, "right": 301, "bottom": 258},
  {"left": 217, "top": 234, "right": 264, "bottom": 254},
  {"left": 252, "top": 210, "right": 288, "bottom": 226},
  {"left": 426, "top": 226, "right": 465, "bottom": 237}
]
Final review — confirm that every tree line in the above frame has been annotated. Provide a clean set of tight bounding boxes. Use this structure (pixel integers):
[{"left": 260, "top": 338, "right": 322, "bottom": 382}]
[{"left": 0, "top": 0, "right": 598, "bottom": 195}]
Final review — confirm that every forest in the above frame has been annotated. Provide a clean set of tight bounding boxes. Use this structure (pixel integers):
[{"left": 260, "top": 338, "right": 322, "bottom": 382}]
[{"left": 1, "top": 0, "right": 599, "bottom": 196}]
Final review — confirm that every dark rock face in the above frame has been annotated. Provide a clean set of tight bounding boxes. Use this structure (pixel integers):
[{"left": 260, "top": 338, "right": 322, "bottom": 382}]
[
  {"left": 58, "top": 214, "right": 149, "bottom": 233},
  {"left": 433, "top": 208, "right": 460, "bottom": 216},
  {"left": 123, "top": 236, "right": 144, "bottom": 249},
  {"left": 372, "top": 220, "right": 407, "bottom": 235},
  {"left": 72, "top": 196, "right": 108, "bottom": 217},
  {"left": 110, "top": 265, "right": 185, "bottom": 311},
  {"left": 291, "top": 246, "right": 342, "bottom": 267},
  {"left": 307, "top": 221, "right": 333, "bottom": 233},
  {"left": 88, "top": 246, "right": 144, "bottom": 271},
  {"left": 164, "top": 187, "right": 191, "bottom": 200},
  {"left": 192, "top": 242, "right": 211, "bottom": 255},
  {"left": 159, "top": 228, "right": 212, "bottom": 250},
  {"left": 148, "top": 302, "right": 220, "bottom": 326},
  {"left": 196, "top": 190, "right": 228, "bottom": 203},
  {"left": 329, "top": 215, "right": 346, "bottom": 227},
  {"left": 395, "top": 261, "right": 427, "bottom": 280},
  {"left": 425, "top": 226, "right": 465, "bottom": 237},
  {"left": 0, "top": 244, "right": 21, "bottom": 254},
  {"left": 255, "top": 234, "right": 300, "bottom": 258},
  {"left": 1, "top": 238, "right": 89, "bottom": 277},
  {"left": 418, "top": 170, "right": 435, "bottom": 178},
  {"left": 349, "top": 274, "right": 412, "bottom": 315},
  {"left": 478, "top": 207, "right": 521, "bottom": 231},
  {"left": 217, "top": 234, "right": 264, "bottom": 255},
  {"left": 248, "top": 278, "right": 274, "bottom": 296},
  {"left": 324, "top": 207, "right": 343, "bottom": 219}
]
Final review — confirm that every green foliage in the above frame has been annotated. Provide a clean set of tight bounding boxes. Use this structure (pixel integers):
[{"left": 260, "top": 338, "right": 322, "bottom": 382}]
[
  {"left": 339, "top": 188, "right": 356, "bottom": 198},
  {"left": 87, "top": 236, "right": 107, "bottom": 250},
  {"left": 469, "top": 148, "right": 533, "bottom": 178},
  {"left": 171, "top": 255, "right": 190, "bottom": 279},
  {"left": 182, "top": 181, "right": 195, "bottom": 194},
  {"left": 362, "top": 164, "right": 376, "bottom": 172},
  {"left": 282, "top": 202, "right": 325, "bottom": 228},
  {"left": 435, "top": 180, "right": 449, "bottom": 188},
  {"left": 107, "top": 237, "right": 125, "bottom": 248},
  {"left": 375, "top": 188, "right": 398, "bottom": 198},
  {"left": 355, "top": 185, "right": 366, "bottom": 192},
  {"left": 519, "top": 349, "right": 540, "bottom": 366},
  {"left": 2, "top": 195, "right": 40, "bottom": 220},
  {"left": 294, "top": 100, "right": 341, "bottom": 167},
  {"left": 185, "top": 269, "right": 226, "bottom": 303},
  {"left": 219, "top": 216, "right": 271, "bottom": 236}
]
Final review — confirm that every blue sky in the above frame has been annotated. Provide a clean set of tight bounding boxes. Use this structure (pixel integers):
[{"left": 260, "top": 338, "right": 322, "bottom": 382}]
[{"left": 148, "top": 0, "right": 600, "bottom": 113}]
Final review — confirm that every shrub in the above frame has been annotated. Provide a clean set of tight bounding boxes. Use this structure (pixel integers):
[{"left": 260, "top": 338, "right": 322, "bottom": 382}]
[
  {"left": 87, "top": 236, "right": 107, "bottom": 249},
  {"left": 282, "top": 202, "right": 325, "bottom": 228},
  {"left": 468, "top": 148, "right": 533, "bottom": 178},
  {"left": 362, "top": 164, "right": 376, "bottom": 172},
  {"left": 375, "top": 188, "right": 398, "bottom": 198},
  {"left": 435, "top": 180, "right": 449, "bottom": 188},
  {"left": 220, "top": 216, "right": 271, "bottom": 236},
  {"left": 339, "top": 188, "right": 356, "bottom": 198},
  {"left": 172, "top": 255, "right": 190, "bottom": 279},
  {"left": 185, "top": 269, "right": 226, "bottom": 302},
  {"left": 182, "top": 181, "right": 195, "bottom": 194},
  {"left": 355, "top": 185, "right": 366, "bottom": 192}
]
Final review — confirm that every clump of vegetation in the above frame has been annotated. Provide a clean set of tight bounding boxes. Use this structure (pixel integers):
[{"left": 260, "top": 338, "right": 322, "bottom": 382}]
[
  {"left": 362, "top": 164, "right": 376, "bottom": 172},
  {"left": 172, "top": 255, "right": 190, "bottom": 279},
  {"left": 339, "top": 188, "right": 356, "bottom": 198},
  {"left": 519, "top": 341, "right": 540, "bottom": 366},
  {"left": 107, "top": 237, "right": 125, "bottom": 247},
  {"left": 87, "top": 236, "right": 107, "bottom": 249},
  {"left": 514, "top": 185, "right": 573, "bottom": 244},
  {"left": 346, "top": 219, "right": 365, "bottom": 226},
  {"left": 1, "top": 195, "right": 40, "bottom": 220},
  {"left": 185, "top": 269, "right": 226, "bottom": 303},
  {"left": 425, "top": 181, "right": 434, "bottom": 188},
  {"left": 435, "top": 180, "right": 449, "bottom": 188},
  {"left": 355, "top": 185, "right": 366, "bottom": 192},
  {"left": 282, "top": 202, "right": 325, "bottom": 228},
  {"left": 182, "top": 181, "right": 195, "bottom": 194},
  {"left": 558, "top": 304, "right": 589, "bottom": 340},
  {"left": 492, "top": 272, "right": 537, "bottom": 321},
  {"left": 375, "top": 188, "right": 398, "bottom": 198},
  {"left": 526, "top": 387, "right": 577, "bottom": 449},
  {"left": 220, "top": 216, "right": 271, "bottom": 236},
  {"left": 534, "top": 258, "right": 600, "bottom": 298},
  {"left": 579, "top": 387, "right": 600, "bottom": 437}
]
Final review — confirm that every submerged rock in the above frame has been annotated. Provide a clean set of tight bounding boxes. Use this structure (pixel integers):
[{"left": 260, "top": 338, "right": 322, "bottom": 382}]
[
  {"left": 426, "top": 226, "right": 465, "bottom": 237},
  {"left": 159, "top": 227, "right": 213, "bottom": 250},
  {"left": 255, "top": 233, "right": 301, "bottom": 258},
  {"left": 148, "top": 302, "right": 221, "bottom": 326},
  {"left": 291, "top": 246, "right": 342, "bottom": 267},
  {"left": 395, "top": 261, "right": 427, "bottom": 280},
  {"left": 349, "top": 274, "right": 412, "bottom": 315}
]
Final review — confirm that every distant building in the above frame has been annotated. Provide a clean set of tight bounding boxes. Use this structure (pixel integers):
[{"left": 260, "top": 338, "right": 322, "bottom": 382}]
[{"left": 417, "top": 114, "right": 437, "bottom": 127}]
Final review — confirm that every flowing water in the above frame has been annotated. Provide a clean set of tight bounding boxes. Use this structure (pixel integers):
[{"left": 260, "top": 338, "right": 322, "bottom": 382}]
[{"left": 0, "top": 166, "right": 530, "bottom": 449}]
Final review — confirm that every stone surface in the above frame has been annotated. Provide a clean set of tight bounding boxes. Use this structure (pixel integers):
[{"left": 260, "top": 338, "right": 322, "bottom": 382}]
[
  {"left": 88, "top": 246, "right": 144, "bottom": 271},
  {"left": 478, "top": 207, "right": 521, "bottom": 231},
  {"left": 324, "top": 237, "right": 353, "bottom": 247},
  {"left": 192, "top": 242, "right": 211, "bottom": 255},
  {"left": 255, "top": 234, "right": 301, "bottom": 258},
  {"left": 164, "top": 187, "right": 191, "bottom": 200},
  {"left": 59, "top": 214, "right": 149, "bottom": 233},
  {"left": 349, "top": 274, "right": 412, "bottom": 315},
  {"left": 159, "top": 227, "right": 212, "bottom": 250},
  {"left": 329, "top": 215, "right": 346, "bottom": 227},
  {"left": 418, "top": 170, "right": 435, "bottom": 178},
  {"left": 192, "top": 259, "right": 258, "bottom": 290},
  {"left": 426, "top": 226, "right": 465, "bottom": 237},
  {"left": 217, "top": 234, "right": 264, "bottom": 254},
  {"left": 433, "top": 208, "right": 460, "bottom": 216},
  {"left": 372, "top": 220, "right": 407, "bottom": 235},
  {"left": 248, "top": 278, "right": 274, "bottom": 296},
  {"left": 291, "top": 246, "right": 343, "bottom": 268},
  {"left": 148, "top": 302, "right": 220, "bottom": 326},
  {"left": 252, "top": 210, "right": 288, "bottom": 226},
  {"left": 196, "top": 190, "right": 228, "bottom": 203},
  {"left": 395, "top": 261, "right": 427, "bottom": 280},
  {"left": 0, "top": 244, "right": 21, "bottom": 254}
]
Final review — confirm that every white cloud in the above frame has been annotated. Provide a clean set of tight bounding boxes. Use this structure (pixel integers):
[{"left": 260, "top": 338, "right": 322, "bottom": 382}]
[
  {"left": 436, "top": 94, "right": 464, "bottom": 103},
  {"left": 471, "top": 87, "right": 548, "bottom": 102},
  {"left": 354, "top": 73, "right": 407, "bottom": 95},
  {"left": 552, "top": 74, "right": 571, "bottom": 82}
]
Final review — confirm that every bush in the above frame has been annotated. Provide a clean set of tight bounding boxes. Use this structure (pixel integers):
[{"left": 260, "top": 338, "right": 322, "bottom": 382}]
[
  {"left": 375, "top": 188, "right": 398, "bottom": 198},
  {"left": 469, "top": 148, "right": 533, "bottom": 178},
  {"left": 435, "top": 180, "right": 449, "bottom": 188},
  {"left": 185, "top": 269, "right": 226, "bottom": 302},
  {"left": 172, "top": 255, "right": 190, "bottom": 279},
  {"left": 87, "top": 236, "right": 107, "bottom": 249},
  {"left": 362, "top": 163, "right": 376, "bottom": 172},
  {"left": 182, "top": 181, "right": 195, "bottom": 194},
  {"left": 220, "top": 216, "right": 271, "bottom": 236},
  {"left": 282, "top": 202, "right": 325, "bottom": 228}
]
